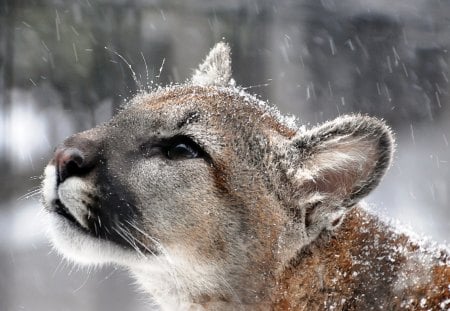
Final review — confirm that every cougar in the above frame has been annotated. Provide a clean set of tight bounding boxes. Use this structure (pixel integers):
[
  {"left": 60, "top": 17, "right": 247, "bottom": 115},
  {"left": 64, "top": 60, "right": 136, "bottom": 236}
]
[{"left": 42, "top": 43, "right": 449, "bottom": 310}]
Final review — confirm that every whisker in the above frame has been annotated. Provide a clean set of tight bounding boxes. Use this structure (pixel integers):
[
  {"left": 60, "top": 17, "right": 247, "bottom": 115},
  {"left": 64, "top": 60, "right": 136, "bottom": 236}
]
[
  {"left": 156, "top": 58, "right": 165, "bottom": 81},
  {"left": 140, "top": 51, "right": 151, "bottom": 91},
  {"left": 124, "top": 220, "right": 162, "bottom": 248},
  {"left": 17, "top": 187, "right": 42, "bottom": 201},
  {"left": 242, "top": 82, "right": 271, "bottom": 90},
  {"left": 98, "top": 267, "right": 118, "bottom": 285},
  {"left": 73, "top": 268, "right": 92, "bottom": 293},
  {"left": 52, "top": 256, "right": 65, "bottom": 278},
  {"left": 105, "top": 46, "right": 144, "bottom": 92},
  {"left": 123, "top": 219, "right": 184, "bottom": 301},
  {"left": 112, "top": 226, "right": 146, "bottom": 259},
  {"left": 215, "top": 266, "right": 241, "bottom": 304},
  {"left": 107, "top": 198, "right": 185, "bottom": 302},
  {"left": 68, "top": 261, "right": 77, "bottom": 276}
]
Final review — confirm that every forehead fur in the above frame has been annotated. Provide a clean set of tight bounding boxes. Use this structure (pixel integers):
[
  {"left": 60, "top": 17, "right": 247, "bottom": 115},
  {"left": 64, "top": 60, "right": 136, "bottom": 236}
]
[{"left": 128, "top": 85, "right": 297, "bottom": 139}]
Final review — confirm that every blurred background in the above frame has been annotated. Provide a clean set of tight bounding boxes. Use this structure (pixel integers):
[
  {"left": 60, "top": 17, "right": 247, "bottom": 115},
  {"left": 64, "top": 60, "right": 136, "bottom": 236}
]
[{"left": 1, "top": 0, "right": 449, "bottom": 310}]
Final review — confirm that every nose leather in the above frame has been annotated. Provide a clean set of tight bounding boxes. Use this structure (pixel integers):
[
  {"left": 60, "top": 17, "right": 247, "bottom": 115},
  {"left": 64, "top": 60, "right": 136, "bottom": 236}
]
[{"left": 55, "top": 147, "right": 85, "bottom": 183}]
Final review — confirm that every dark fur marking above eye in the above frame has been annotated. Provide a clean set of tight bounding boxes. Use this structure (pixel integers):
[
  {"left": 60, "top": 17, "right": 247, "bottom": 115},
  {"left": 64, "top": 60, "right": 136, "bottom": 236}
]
[{"left": 176, "top": 111, "right": 200, "bottom": 129}]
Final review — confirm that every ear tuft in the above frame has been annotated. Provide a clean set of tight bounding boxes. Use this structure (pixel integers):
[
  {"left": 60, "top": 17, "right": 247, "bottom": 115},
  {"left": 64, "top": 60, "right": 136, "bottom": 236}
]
[{"left": 191, "top": 42, "right": 233, "bottom": 87}]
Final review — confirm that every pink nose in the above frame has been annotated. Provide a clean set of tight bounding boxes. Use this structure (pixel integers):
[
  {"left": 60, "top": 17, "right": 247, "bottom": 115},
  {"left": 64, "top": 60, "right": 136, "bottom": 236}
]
[{"left": 54, "top": 147, "right": 85, "bottom": 183}]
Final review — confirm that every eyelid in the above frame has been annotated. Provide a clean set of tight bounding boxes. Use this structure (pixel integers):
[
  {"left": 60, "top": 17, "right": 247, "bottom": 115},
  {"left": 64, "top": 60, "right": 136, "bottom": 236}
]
[
  {"left": 166, "top": 136, "right": 211, "bottom": 162},
  {"left": 139, "top": 135, "right": 212, "bottom": 162},
  {"left": 165, "top": 135, "right": 198, "bottom": 146}
]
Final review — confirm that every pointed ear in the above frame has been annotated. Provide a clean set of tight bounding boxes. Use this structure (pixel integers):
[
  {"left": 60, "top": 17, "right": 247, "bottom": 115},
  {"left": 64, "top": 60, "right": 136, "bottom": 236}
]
[
  {"left": 191, "top": 42, "right": 233, "bottom": 87},
  {"left": 287, "top": 115, "right": 394, "bottom": 235}
]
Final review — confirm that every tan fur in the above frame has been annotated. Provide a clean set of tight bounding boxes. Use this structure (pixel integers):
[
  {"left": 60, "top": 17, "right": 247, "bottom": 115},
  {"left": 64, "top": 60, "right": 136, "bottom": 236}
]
[{"left": 41, "top": 43, "right": 450, "bottom": 310}]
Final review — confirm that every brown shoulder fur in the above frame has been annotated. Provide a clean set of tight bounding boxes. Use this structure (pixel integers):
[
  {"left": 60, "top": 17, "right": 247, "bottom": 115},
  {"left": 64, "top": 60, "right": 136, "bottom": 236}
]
[{"left": 273, "top": 207, "right": 450, "bottom": 310}]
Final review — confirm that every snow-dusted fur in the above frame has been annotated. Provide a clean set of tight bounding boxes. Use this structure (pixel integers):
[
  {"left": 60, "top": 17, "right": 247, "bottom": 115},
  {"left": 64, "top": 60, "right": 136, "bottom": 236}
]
[
  {"left": 191, "top": 42, "right": 233, "bottom": 87},
  {"left": 42, "top": 43, "right": 449, "bottom": 310}
]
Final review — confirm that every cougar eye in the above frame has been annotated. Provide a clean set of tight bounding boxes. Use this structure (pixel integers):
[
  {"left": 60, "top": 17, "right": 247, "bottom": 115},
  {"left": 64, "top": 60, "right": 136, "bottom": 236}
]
[
  {"left": 167, "top": 143, "right": 198, "bottom": 159},
  {"left": 165, "top": 136, "right": 202, "bottom": 160}
]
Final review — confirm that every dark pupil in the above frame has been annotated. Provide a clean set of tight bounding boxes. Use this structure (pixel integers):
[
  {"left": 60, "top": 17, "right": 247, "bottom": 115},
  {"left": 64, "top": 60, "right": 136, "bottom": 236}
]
[{"left": 167, "top": 143, "right": 198, "bottom": 159}]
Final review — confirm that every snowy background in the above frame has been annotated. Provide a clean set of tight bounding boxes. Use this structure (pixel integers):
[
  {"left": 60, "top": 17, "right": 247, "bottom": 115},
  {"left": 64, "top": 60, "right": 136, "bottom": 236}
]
[{"left": 0, "top": 0, "right": 449, "bottom": 310}]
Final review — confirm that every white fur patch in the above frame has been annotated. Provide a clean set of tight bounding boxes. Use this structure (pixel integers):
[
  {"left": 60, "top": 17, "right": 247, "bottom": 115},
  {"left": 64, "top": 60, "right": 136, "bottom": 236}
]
[
  {"left": 131, "top": 247, "right": 231, "bottom": 310},
  {"left": 44, "top": 211, "right": 146, "bottom": 266},
  {"left": 42, "top": 165, "right": 58, "bottom": 204},
  {"left": 42, "top": 164, "right": 143, "bottom": 266},
  {"left": 58, "top": 177, "right": 94, "bottom": 229}
]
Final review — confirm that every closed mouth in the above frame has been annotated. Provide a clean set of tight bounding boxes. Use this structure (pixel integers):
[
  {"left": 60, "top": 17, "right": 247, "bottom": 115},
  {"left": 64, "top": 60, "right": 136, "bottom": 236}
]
[{"left": 48, "top": 181, "right": 155, "bottom": 255}]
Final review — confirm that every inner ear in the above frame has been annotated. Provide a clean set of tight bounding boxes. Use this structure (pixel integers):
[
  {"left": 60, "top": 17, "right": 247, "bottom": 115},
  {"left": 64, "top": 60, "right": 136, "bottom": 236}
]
[
  {"left": 293, "top": 115, "right": 394, "bottom": 207},
  {"left": 302, "top": 136, "right": 380, "bottom": 202}
]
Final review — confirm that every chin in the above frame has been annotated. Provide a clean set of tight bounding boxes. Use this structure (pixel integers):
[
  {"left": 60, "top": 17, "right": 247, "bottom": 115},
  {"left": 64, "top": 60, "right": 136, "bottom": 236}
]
[
  {"left": 45, "top": 212, "right": 107, "bottom": 265},
  {"left": 45, "top": 210, "right": 156, "bottom": 269}
]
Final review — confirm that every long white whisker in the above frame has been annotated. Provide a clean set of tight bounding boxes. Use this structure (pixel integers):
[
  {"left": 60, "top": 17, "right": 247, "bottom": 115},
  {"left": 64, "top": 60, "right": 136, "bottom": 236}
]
[
  {"left": 105, "top": 46, "right": 143, "bottom": 91},
  {"left": 112, "top": 226, "right": 146, "bottom": 259},
  {"left": 52, "top": 256, "right": 66, "bottom": 278},
  {"left": 214, "top": 266, "right": 241, "bottom": 304},
  {"left": 17, "top": 187, "right": 42, "bottom": 201},
  {"left": 98, "top": 267, "right": 118, "bottom": 285},
  {"left": 73, "top": 267, "right": 92, "bottom": 293},
  {"left": 140, "top": 51, "right": 151, "bottom": 91},
  {"left": 156, "top": 58, "right": 165, "bottom": 81},
  {"left": 124, "top": 220, "right": 184, "bottom": 302},
  {"left": 242, "top": 82, "right": 270, "bottom": 90}
]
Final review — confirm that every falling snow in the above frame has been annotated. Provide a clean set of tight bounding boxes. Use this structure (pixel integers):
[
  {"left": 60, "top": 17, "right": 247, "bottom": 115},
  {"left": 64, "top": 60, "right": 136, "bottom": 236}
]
[{"left": 1, "top": 0, "right": 449, "bottom": 310}]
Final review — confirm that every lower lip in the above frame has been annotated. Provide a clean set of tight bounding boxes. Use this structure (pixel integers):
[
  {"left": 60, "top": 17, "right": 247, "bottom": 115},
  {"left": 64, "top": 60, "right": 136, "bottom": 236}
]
[{"left": 53, "top": 199, "right": 86, "bottom": 231}]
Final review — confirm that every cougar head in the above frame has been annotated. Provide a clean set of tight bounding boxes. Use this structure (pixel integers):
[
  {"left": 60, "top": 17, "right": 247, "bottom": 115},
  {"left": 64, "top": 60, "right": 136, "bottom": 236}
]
[{"left": 42, "top": 42, "right": 394, "bottom": 305}]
